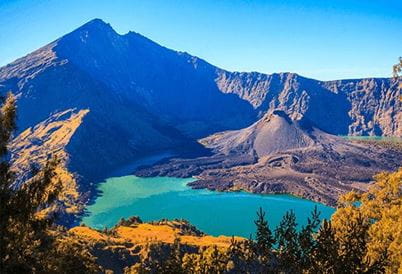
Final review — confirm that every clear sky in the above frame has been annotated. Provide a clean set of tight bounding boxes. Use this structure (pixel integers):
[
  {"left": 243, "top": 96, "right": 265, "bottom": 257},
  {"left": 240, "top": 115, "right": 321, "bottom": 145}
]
[{"left": 0, "top": 0, "right": 401, "bottom": 80}]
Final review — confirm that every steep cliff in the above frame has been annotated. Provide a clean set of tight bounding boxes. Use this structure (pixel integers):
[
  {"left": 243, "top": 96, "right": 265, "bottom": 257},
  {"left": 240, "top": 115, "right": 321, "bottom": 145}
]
[{"left": 216, "top": 71, "right": 401, "bottom": 136}]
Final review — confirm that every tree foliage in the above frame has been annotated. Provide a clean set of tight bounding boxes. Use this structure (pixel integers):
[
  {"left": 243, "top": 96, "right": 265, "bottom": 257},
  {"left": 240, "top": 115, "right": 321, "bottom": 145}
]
[
  {"left": 253, "top": 206, "right": 275, "bottom": 269},
  {"left": 129, "top": 168, "right": 401, "bottom": 273},
  {"left": 393, "top": 57, "right": 402, "bottom": 79},
  {"left": 0, "top": 92, "right": 99, "bottom": 273},
  {"left": 332, "top": 168, "right": 402, "bottom": 273}
]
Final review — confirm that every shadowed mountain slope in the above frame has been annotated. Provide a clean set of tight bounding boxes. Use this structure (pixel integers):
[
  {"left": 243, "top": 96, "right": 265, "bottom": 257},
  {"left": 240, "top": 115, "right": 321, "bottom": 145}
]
[
  {"left": 1, "top": 19, "right": 400, "bottom": 138},
  {"left": 0, "top": 19, "right": 400, "bottom": 205}
]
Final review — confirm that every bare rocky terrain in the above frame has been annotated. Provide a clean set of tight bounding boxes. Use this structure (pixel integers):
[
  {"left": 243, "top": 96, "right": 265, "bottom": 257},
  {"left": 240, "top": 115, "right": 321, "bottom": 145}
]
[{"left": 136, "top": 111, "right": 402, "bottom": 206}]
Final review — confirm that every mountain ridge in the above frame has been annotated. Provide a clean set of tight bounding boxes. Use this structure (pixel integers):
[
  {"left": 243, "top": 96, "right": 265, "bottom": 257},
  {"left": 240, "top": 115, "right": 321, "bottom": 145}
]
[{"left": 1, "top": 18, "right": 400, "bottom": 136}]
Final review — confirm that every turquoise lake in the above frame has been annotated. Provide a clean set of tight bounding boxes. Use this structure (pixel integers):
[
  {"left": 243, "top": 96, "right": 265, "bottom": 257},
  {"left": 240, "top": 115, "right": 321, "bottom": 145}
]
[{"left": 82, "top": 176, "right": 335, "bottom": 238}]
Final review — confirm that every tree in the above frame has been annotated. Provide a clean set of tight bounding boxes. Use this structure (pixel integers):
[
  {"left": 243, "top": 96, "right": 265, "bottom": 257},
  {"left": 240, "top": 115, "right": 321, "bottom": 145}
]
[
  {"left": 207, "top": 245, "right": 227, "bottom": 273},
  {"left": 309, "top": 219, "right": 340, "bottom": 273},
  {"left": 164, "top": 237, "right": 185, "bottom": 274},
  {"left": 181, "top": 253, "right": 199, "bottom": 273},
  {"left": 275, "top": 210, "right": 301, "bottom": 272},
  {"left": 332, "top": 169, "right": 402, "bottom": 273},
  {"left": 225, "top": 236, "right": 264, "bottom": 273},
  {"left": 0, "top": 92, "right": 99, "bottom": 273},
  {"left": 254, "top": 207, "right": 275, "bottom": 264},
  {"left": 182, "top": 245, "right": 228, "bottom": 273},
  {"left": 298, "top": 206, "right": 321, "bottom": 270},
  {"left": 335, "top": 210, "right": 371, "bottom": 273},
  {"left": 393, "top": 57, "right": 402, "bottom": 79}
]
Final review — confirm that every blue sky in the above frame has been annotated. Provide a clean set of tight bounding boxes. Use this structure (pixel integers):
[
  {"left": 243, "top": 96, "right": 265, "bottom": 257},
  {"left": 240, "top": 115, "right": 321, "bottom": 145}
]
[{"left": 0, "top": 0, "right": 401, "bottom": 80}]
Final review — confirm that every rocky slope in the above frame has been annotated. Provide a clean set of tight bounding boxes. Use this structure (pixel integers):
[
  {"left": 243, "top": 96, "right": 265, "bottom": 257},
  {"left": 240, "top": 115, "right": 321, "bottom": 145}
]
[
  {"left": 216, "top": 72, "right": 401, "bottom": 136},
  {"left": 136, "top": 111, "right": 402, "bottom": 206}
]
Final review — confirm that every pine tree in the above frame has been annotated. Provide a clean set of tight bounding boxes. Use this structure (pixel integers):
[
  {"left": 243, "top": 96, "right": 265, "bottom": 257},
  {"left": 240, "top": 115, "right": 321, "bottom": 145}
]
[
  {"left": 253, "top": 207, "right": 275, "bottom": 271},
  {"left": 254, "top": 207, "right": 275, "bottom": 254},
  {"left": 298, "top": 206, "right": 321, "bottom": 270},
  {"left": 309, "top": 219, "right": 340, "bottom": 273},
  {"left": 275, "top": 210, "right": 301, "bottom": 272}
]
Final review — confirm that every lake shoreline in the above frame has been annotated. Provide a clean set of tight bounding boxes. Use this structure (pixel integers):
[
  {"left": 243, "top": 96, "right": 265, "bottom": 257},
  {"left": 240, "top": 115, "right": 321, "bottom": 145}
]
[{"left": 82, "top": 175, "right": 335, "bottom": 238}]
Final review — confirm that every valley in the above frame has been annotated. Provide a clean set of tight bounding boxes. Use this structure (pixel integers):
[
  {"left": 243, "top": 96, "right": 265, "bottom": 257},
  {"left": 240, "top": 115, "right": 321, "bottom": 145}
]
[{"left": 0, "top": 17, "right": 401, "bottom": 241}]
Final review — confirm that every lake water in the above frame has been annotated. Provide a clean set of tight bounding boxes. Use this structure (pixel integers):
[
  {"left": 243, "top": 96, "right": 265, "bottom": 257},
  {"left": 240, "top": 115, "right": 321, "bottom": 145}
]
[
  {"left": 341, "top": 135, "right": 402, "bottom": 142},
  {"left": 82, "top": 176, "right": 335, "bottom": 238}
]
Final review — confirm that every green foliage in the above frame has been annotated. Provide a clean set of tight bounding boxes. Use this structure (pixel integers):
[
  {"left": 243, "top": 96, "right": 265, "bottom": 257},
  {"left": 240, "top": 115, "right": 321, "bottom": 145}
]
[
  {"left": 254, "top": 207, "right": 275, "bottom": 255},
  {"left": 298, "top": 206, "right": 320, "bottom": 270},
  {"left": 309, "top": 219, "right": 340, "bottom": 273},
  {"left": 252, "top": 207, "right": 275, "bottom": 272},
  {"left": 275, "top": 210, "right": 301, "bottom": 272}
]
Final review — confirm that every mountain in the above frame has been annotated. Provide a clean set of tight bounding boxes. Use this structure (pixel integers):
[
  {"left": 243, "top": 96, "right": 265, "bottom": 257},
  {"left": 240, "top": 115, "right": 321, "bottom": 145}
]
[
  {"left": 136, "top": 111, "right": 402, "bottom": 205},
  {"left": 216, "top": 71, "right": 401, "bottom": 136},
  {"left": 0, "top": 19, "right": 255, "bottom": 137},
  {"left": 0, "top": 18, "right": 401, "bottom": 205},
  {"left": 201, "top": 110, "right": 320, "bottom": 157}
]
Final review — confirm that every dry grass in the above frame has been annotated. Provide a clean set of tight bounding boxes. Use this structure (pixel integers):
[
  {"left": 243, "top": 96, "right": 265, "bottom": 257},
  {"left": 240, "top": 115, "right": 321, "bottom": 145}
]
[
  {"left": 10, "top": 108, "right": 89, "bottom": 213},
  {"left": 70, "top": 223, "right": 244, "bottom": 249},
  {"left": 70, "top": 226, "right": 108, "bottom": 241}
]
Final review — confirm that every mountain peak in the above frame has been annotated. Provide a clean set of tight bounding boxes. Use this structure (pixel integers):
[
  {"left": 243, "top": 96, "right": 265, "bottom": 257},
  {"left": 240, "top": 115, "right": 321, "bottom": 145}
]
[
  {"left": 53, "top": 18, "right": 122, "bottom": 60},
  {"left": 77, "top": 18, "right": 113, "bottom": 31},
  {"left": 61, "top": 18, "right": 117, "bottom": 42},
  {"left": 270, "top": 110, "right": 292, "bottom": 124}
]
